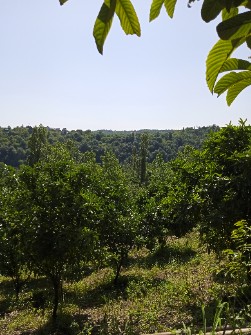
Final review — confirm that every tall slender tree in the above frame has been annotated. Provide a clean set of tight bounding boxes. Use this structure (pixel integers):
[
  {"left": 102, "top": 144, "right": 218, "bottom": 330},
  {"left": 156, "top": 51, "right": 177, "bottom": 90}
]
[{"left": 27, "top": 125, "right": 48, "bottom": 167}]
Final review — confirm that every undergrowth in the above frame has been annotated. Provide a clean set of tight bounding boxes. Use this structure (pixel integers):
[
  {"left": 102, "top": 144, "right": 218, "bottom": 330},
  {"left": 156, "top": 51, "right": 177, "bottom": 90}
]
[{"left": 0, "top": 230, "right": 249, "bottom": 335}]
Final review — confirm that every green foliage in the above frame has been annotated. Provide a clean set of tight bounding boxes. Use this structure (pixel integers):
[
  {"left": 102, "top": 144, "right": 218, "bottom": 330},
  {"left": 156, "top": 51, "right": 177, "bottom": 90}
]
[
  {"left": 206, "top": 38, "right": 246, "bottom": 93},
  {"left": 149, "top": 0, "right": 166, "bottom": 22},
  {"left": 217, "top": 10, "right": 251, "bottom": 40},
  {"left": 138, "top": 147, "right": 201, "bottom": 249},
  {"left": 93, "top": 0, "right": 140, "bottom": 54},
  {"left": 137, "top": 155, "right": 172, "bottom": 248},
  {"left": 0, "top": 126, "right": 31, "bottom": 167},
  {"left": 134, "top": 121, "right": 251, "bottom": 257},
  {"left": 96, "top": 152, "right": 140, "bottom": 284},
  {"left": 115, "top": 0, "right": 141, "bottom": 36},
  {"left": 0, "top": 228, "right": 245, "bottom": 335},
  {"left": 182, "top": 301, "right": 230, "bottom": 335},
  {"left": 201, "top": 0, "right": 228, "bottom": 23},
  {"left": 214, "top": 71, "right": 251, "bottom": 105},
  {"left": 0, "top": 163, "right": 31, "bottom": 299},
  {"left": 164, "top": 147, "right": 202, "bottom": 237},
  {"left": 59, "top": 0, "right": 251, "bottom": 104},
  {"left": 164, "top": 0, "right": 178, "bottom": 18},
  {"left": 197, "top": 121, "right": 251, "bottom": 253},
  {"left": 0, "top": 125, "right": 216, "bottom": 168},
  {"left": 202, "top": 0, "right": 251, "bottom": 104},
  {"left": 2, "top": 123, "right": 251, "bottom": 332},
  {"left": 93, "top": 0, "right": 116, "bottom": 54},
  {"left": 149, "top": 0, "right": 177, "bottom": 21},
  {"left": 139, "top": 133, "right": 149, "bottom": 184},
  {"left": 220, "top": 58, "right": 251, "bottom": 72},
  {"left": 224, "top": 220, "right": 251, "bottom": 283},
  {"left": 16, "top": 143, "right": 101, "bottom": 318},
  {"left": 27, "top": 125, "right": 48, "bottom": 166}
]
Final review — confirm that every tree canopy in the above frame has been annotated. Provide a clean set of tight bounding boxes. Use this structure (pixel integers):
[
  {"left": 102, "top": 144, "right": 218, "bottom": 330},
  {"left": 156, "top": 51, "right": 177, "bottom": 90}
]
[{"left": 0, "top": 125, "right": 216, "bottom": 168}]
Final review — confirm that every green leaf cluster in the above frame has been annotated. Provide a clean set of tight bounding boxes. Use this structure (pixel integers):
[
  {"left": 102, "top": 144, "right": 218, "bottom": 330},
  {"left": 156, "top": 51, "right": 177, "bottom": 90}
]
[
  {"left": 93, "top": 0, "right": 141, "bottom": 54},
  {"left": 58, "top": 0, "right": 251, "bottom": 104},
  {"left": 154, "top": 0, "right": 251, "bottom": 104}
]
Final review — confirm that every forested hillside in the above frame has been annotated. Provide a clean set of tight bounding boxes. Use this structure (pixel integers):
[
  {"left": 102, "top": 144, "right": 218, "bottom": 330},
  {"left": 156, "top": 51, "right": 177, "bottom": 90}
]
[{"left": 0, "top": 125, "right": 219, "bottom": 167}]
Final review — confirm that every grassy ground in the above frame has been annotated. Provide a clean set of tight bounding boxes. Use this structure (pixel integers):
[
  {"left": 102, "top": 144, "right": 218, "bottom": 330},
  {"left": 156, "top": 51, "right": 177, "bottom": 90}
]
[{"left": 0, "top": 231, "right": 247, "bottom": 335}]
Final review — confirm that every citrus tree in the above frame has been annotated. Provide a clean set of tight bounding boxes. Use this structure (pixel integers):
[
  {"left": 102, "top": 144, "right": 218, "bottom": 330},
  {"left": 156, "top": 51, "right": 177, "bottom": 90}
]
[
  {"left": 59, "top": 0, "right": 251, "bottom": 105},
  {"left": 198, "top": 120, "right": 251, "bottom": 253},
  {"left": 0, "top": 163, "right": 29, "bottom": 300},
  {"left": 138, "top": 149, "right": 201, "bottom": 250},
  {"left": 97, "top": 152, "right": 140, "bottom": 285},
  {"left": 18, "top": 144, "right": 100, "bottom": 319}
]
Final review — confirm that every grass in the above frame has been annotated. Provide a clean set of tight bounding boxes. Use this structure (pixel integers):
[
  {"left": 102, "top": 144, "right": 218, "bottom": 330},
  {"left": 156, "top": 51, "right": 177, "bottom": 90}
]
[{"left": 0, "top": 230, "right": 248, "bottom": 335}]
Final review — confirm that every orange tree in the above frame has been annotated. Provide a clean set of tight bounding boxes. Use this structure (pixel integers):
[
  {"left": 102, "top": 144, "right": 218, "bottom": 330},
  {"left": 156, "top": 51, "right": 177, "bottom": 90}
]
[
  {"left": 0, "top": 163, "right": 29, "bottom": 300},
  {"left": 198, "top": 120, "right": 251, "bottom": 253},
  {"left": 18, "top": 144, "right": 100, "bottom": 319},
  {"left": 96, "top": 152, "right": 140, "bottom": 285}
]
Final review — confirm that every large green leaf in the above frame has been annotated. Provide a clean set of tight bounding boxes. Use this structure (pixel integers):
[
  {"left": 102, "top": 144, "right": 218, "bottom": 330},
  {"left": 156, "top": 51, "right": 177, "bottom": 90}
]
[
  {"left": 115, "top": 0, "right": 141, "bottom": 36},
  {"left": 201, "top": 0, "right": 251, "bottom": 23},
  {"left": 246, "top": 35, "right": 251, "bottom": 48},
  {"left": 220, "top": 58, "right": 251, "bottom": 72},
  {"left": 206, "top": 38, "right": 245, "bottom": 92},
  {"left": 214, "top": 71, "right": 251, "bottom": 95},
  {"left": 93, "top": 0, "right": 116, "bottom": 54},
  {"left": 201, "top": 0, "right": 227, "bottom": 23},
  {"left": 150, "top": 0, "right": 165, "bottom": 21},
  {"left": 222, "top": 7, "right": 238, "bottom": 21},
  {"left": 164, "top": 0, "right": 178, "bottom": 19},
  {"left": 243, "top": 0, "right": 251, "bottom": 9},
  {"left": 59, "top": 0, "right": 68, "bottom": 5},
  {"left": 246, "top": 35, "right": 251, "bottom": 49},
  {"left": 226, "top": 76, "right": 251, "bottom": 105},
  {"left": 217, "top": 11, "right": 251, "bottom": 40},
  {"left": 234, "top": 0, "right": 248, "bottom": 6},
  {"left": 149, "top": 0, "right": 177, "bottom": 22}
]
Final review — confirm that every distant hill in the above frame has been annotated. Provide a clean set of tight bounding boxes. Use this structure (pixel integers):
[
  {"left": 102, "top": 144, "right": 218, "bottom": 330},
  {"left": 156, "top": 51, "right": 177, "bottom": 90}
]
[{"left": 0, "top": 125, "right": 220, "bottom": 167}]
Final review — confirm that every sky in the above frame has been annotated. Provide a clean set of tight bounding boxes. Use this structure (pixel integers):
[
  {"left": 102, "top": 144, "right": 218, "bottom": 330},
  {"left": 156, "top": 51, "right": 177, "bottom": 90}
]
[{"left": 0, "top": 0, "right": 250, "bottom": 131}]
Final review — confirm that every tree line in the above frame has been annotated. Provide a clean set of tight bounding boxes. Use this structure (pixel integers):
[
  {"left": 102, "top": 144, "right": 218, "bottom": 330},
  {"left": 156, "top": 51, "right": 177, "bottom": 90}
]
[
  {"left": 0, "top": 121, "right": 250, "bottom": 319},
  {"left": 0, "top": 125, "right": 218, "bottom": 167}
]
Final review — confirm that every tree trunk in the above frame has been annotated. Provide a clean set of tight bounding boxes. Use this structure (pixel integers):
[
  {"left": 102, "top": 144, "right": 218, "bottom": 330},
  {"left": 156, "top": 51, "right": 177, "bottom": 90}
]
[
  {"left": 114, "top": 257, "right": 123, "bottom": 286},
  {"left": 114, "top": 252, "right": 128, "bottom": 286},
  {"left": 52, "top": 277, "right": 61, "bottom": 319},
  {"left": 114, "top": 263, "right": 122, "bottom": 286},
  {"left": 13, "top": 275, "right": 21, "bottom": 301}
]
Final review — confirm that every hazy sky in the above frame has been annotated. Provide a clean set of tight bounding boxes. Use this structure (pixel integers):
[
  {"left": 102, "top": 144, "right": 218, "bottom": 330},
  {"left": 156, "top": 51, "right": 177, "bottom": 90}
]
[{"left": 1, "top": 1, "right": 250, "bottom": 130}]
